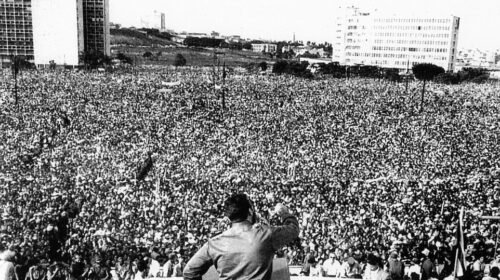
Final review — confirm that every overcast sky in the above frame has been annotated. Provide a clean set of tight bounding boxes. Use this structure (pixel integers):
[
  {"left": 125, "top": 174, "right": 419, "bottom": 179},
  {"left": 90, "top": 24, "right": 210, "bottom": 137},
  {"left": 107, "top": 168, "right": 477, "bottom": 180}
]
[{"left": 110, "top": 0, "right": 500, "bottom": 51}]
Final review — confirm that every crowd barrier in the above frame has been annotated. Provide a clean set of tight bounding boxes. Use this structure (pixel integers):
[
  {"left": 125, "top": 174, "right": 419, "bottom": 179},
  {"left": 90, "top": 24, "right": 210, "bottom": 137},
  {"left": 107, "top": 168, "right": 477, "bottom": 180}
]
[
  {"left": 147, "top": 259, "right": 357, "bottom": 280},
  {"left": 148, "top": 277, "right": 356, "bottom": 280}
]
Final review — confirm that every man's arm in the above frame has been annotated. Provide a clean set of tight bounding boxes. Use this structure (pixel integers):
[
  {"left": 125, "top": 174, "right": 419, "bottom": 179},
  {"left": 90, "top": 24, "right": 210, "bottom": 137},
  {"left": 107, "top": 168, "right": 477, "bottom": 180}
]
[
  {"left": 183, "top": 243, "right": 213, "bottom": 280},
  {"left": 271, "top": 204, "right": 299, "bottom": 251}
]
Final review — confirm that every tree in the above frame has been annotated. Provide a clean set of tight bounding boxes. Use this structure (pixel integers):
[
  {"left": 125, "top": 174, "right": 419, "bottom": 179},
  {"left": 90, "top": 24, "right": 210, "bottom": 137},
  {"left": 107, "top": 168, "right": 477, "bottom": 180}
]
[
  {"left": 258, "top": 61, "right": 267, "bottom": 72},
  {"left": 81, "top": 51, "right": 111, "bottom": 69},
  {"left": 272, "top": 60, "right": 288, "bottom": 75},
  {"left": 412, "top": 63, "right": 444, "bottom": 112},
  {"left": 242, "top": 42, "right": 252, "bottom": 50},
  {"left": 434, "top": 72, "right": 460, "bottom": 85},
  {"left": 458, "top": 67, "right": 488, "bottom": 83},
  {"left": 116, "top": 53, "right": 133, "bottom": 64},
  {"left": 174, "top": 54, "right": 187, "bottom": 67}
]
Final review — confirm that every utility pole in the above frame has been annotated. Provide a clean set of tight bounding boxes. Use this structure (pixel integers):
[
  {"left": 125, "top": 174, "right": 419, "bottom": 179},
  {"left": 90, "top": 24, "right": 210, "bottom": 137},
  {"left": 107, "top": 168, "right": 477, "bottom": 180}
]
[
  {"left": 11, "top": 55, "right": 19, "bottom": 107},
  {"left": 405, "top": 59, "right": 410, "bottom": 94}
]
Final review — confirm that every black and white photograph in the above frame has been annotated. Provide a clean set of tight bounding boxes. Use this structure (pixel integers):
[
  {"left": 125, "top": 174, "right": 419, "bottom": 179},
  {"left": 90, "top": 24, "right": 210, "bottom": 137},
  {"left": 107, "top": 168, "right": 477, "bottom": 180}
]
[{"left": 1, "top": 1, "right": 500, "bottom": 280}]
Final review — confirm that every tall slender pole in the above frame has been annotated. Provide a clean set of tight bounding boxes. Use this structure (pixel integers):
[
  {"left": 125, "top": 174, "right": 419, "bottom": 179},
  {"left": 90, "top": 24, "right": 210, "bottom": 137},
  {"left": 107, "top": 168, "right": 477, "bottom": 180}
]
[
  {"left": 405, "top": 59, "right": 409, "bottom": 94},
  {"left": 14, "top": 69, "right": 18, "bottom": 106},
  {"left": 222, "top": 61, "right": 226, "bottom": 110}
]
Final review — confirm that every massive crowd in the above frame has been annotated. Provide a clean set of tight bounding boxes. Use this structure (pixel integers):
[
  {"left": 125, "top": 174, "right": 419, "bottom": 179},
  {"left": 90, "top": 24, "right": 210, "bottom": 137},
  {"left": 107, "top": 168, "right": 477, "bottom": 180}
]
[{"left": 1, "top": 66, "right": 500, "bottom": 280}]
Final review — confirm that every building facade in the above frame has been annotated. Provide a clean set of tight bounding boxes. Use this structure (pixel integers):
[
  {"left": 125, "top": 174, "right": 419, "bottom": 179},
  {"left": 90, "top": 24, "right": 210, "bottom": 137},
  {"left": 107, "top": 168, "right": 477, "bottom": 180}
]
[
  {"left": 457, "top": 48, "right": 497, "bottom": 68},
  {"left": 82, "top": 0, "right": 110, "bottom": 56},
  {"left": 0, "top": 0, "right": 34, "bottom": 65},
  {"left": 333, "top": 6, "right": 460, "bottom": 71},
  {"left": 251, "top": 43, "right": 277, "bottom": 53},
  {"left": 31, "top": 0, "right": 84, "bottom": 65},
  {"left": 1, "top": 0, "right": 109, "bottom": 65}
]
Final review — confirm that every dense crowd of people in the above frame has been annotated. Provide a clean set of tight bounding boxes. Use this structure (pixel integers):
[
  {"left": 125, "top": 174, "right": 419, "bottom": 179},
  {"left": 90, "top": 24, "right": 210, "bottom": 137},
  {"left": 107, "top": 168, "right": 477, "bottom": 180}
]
[{"left": 1, "top": 66, "right": 500, "bottom": 280}]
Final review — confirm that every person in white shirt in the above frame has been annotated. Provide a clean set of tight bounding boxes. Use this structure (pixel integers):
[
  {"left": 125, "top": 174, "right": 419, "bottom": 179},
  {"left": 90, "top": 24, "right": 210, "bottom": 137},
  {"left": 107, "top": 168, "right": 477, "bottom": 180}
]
[
  {"left": 363, "top": 254, "right": 388, "bottom": 280},
  {"left": 406, "top": 258, "right": 422, "bottom": 279},
  {"left": 148, "top": 257, "right": 160, "bottom": 278},
  {"left": 483, "top": 266, "right": 500, "bottom": 280},
  {"left": 173, "top": 257, "right": 185, "bottom": 277},
  {"left": 310, "top": 259, "right": 323, "bottom": 277},
  {"left": 323, "top": 253, "right": 343, "bottom": 277},
  {"left": 0, "top": 250, "right": 16, "bottom": 280}
]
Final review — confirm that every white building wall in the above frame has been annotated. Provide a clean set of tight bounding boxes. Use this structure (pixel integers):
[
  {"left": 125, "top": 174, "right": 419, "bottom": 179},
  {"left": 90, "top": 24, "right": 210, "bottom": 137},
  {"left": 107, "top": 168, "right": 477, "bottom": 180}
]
[
  {"left": 333, "top": 6, "right": 460, "bottom": 71},
  {"left": 32, "top": 0, "right": 82, "bottom": 66},
  {"left": 252, "top": 44, "right": 277, "bottom": 53}
]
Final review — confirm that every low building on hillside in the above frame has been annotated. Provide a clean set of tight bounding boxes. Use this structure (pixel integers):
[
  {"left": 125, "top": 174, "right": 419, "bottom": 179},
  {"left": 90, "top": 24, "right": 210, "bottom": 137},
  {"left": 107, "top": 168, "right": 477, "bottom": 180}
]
[{"left": 251, "top": 43, "right": 277, "bottom": 53}]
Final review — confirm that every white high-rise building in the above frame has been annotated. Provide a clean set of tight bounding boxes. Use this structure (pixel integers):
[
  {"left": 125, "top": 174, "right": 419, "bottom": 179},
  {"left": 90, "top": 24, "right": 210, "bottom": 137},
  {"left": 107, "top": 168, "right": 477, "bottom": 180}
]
[
  {"left": 333, "top": 6, "right": 460, "bottom": 71},
  {"left": 32, "top": 0, "right": 84, "bottom": 66}
]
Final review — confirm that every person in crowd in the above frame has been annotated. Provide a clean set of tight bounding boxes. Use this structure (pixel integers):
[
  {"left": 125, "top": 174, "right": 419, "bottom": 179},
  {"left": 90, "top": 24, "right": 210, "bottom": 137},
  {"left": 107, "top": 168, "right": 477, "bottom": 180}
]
[
  {"left": 0, "top": 250, "right": 16, "bottom": 280},
  {"left": 173, "top": 257, "right": 184, "bottom": 277},
  {"left": 483, "top": 266, "right": 500, "bottom": 280},
  {"left": 421, "top": 249, "right": 435, "bottom": 280},
  {"left": 363, "top": 254, "right": 388, "bottom": 280},
  {"left": 1, "top": 67, "right": 500, "bottom": 279},
  {"left": 183, "top": 194, "right": 299, "bottom": 280},
  {"left": 387, "top": 252, "right": 404, "bottom": 280},
  {"left": 323, "top": 253, "right": 343, "bottom": 277}
]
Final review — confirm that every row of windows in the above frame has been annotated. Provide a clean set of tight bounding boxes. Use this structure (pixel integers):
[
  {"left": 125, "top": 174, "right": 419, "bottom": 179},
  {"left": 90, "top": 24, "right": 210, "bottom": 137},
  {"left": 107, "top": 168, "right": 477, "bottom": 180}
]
[
  {"left": 1, "top": 19, "right": 32, "bottom": 23},
  {"left": 0, "top": 35, "right": 32, "bottom": 39},
  {"left": 374, "top": 25, "right": 451, "bottom": 31},
  {"left": 2, "top": 12, "right": 31, "bottom": 16},
  {"left": 346, "top": 52, "right": 449, "bottom": 61},
  {"left": 372, "top": 37, "right": 449, "bottom": 46},
  {"left": 374, "top": 32, "right": 450, "bottom": 39},
  {"left": 374, "top": 18, "right": 451, "bottom": 24},
  {"left": 0, "top": 4, "right": 31, "bottom": 8},
  {"left": 373, "top": 33, "right": 450, "bottom": 39},
  {"left": 372, "top": 46, "right": 448, "bottom": 53}
]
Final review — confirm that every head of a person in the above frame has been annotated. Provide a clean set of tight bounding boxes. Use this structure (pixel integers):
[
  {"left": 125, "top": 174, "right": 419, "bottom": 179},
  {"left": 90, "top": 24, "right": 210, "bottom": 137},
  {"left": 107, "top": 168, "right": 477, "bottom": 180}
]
[
  {"left": 491, "top": 267, "right": 500, "bottom": 278},
  {"left": 224, "top": 194, "right": 254, "bottom": 223},
  {"left": 367, "top": 254, "right": 380, "bottom": 271}
]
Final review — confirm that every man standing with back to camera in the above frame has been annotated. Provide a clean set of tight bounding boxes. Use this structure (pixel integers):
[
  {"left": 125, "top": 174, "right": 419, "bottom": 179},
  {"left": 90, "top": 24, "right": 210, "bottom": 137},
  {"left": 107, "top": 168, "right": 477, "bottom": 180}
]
[{"left": 183, "top": 193, "right": 300, "bottom": 280}]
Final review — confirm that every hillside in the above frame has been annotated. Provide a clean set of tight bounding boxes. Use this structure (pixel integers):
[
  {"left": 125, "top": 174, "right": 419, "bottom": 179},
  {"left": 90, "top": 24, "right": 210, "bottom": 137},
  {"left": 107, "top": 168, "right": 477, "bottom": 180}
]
[
  {"left": 110, "top": 28, "right": 274, "bottom": 67},
  {"left": 110, "top": 28, "right": 176, "bottom": 46}
]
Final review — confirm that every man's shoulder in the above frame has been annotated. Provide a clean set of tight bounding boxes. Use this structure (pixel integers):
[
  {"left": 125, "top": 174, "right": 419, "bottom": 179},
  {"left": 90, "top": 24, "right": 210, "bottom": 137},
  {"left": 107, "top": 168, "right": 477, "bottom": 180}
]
[
  {"left": 378, "top": 269, "right": 389, "bottom": 279},
  {"left": 212, "top": 224, "right": 272, "bottom": 239}
]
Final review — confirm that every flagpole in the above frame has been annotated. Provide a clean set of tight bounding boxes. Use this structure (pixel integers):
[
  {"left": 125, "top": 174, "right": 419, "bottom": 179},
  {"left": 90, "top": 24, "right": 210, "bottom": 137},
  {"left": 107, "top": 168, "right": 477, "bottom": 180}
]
[{"left": 454, "top": 207, "right": 465, "bottom": 279}]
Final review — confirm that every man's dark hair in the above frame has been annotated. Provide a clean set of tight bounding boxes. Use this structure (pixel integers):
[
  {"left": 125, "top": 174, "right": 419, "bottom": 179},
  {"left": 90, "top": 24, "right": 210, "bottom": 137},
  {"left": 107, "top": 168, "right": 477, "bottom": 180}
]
[
  {"left": 367, "top": 254, "right": 379, "bottom": 266},
  {"left": 491, "top": 267, "right": 500, "bottom": 278},
  {"left": 224, "top": 194, "right": 252, "bottom": 222}
]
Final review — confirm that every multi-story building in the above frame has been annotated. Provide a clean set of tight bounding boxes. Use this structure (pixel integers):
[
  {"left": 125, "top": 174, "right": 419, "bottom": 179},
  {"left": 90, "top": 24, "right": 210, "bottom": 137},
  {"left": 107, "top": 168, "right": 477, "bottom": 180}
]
[
  {"left": 0, "top": 0, "right": 110, "bottom": 65},
  {"left": 0, "top": 0, "right": 34, "bottom": 65},
  {"left": 251, "top": 43, "right": 277, "bottom": 53},
  {"left": 333, "top": 6, "right": 460, "bottom": 71},
  {"left": 82, "top": 0, "right": 110, "bottom": 56},
  {"left": 160, "top": 13, "right": 165, "bottom": 31},
  {"left": 31, "top": 0, "right": 84, "bottom": 65},
  {"left": 456, "top": 48, "right": 496, "bottom": 68},
  {"left": 226, "top": 35, "right": 241, "bottom": 43},
  {"left": 140, "top": 10, "right": 165, "bottom": 32}
]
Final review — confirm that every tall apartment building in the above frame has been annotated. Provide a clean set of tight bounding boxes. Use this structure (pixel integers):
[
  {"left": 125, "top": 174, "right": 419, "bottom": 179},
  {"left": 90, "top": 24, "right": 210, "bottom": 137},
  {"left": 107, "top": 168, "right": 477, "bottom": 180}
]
[
  {"left": 31, "top": 0, "right": 84, "bottom": 65},
  {"left": 333, "top": 6, "right": 460, "bottom": 71},
  {"left": 161, "top": 13, "right": 165, "bottom": 31},
  {"left": 82, "top": 0, "right": 110, "bottom": 56},
  {"left": 0, "top": 0, "right": 33, "bottom": 64},
  {"left": 0, "top": 0, "right": 109, "bottom": 66}
]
